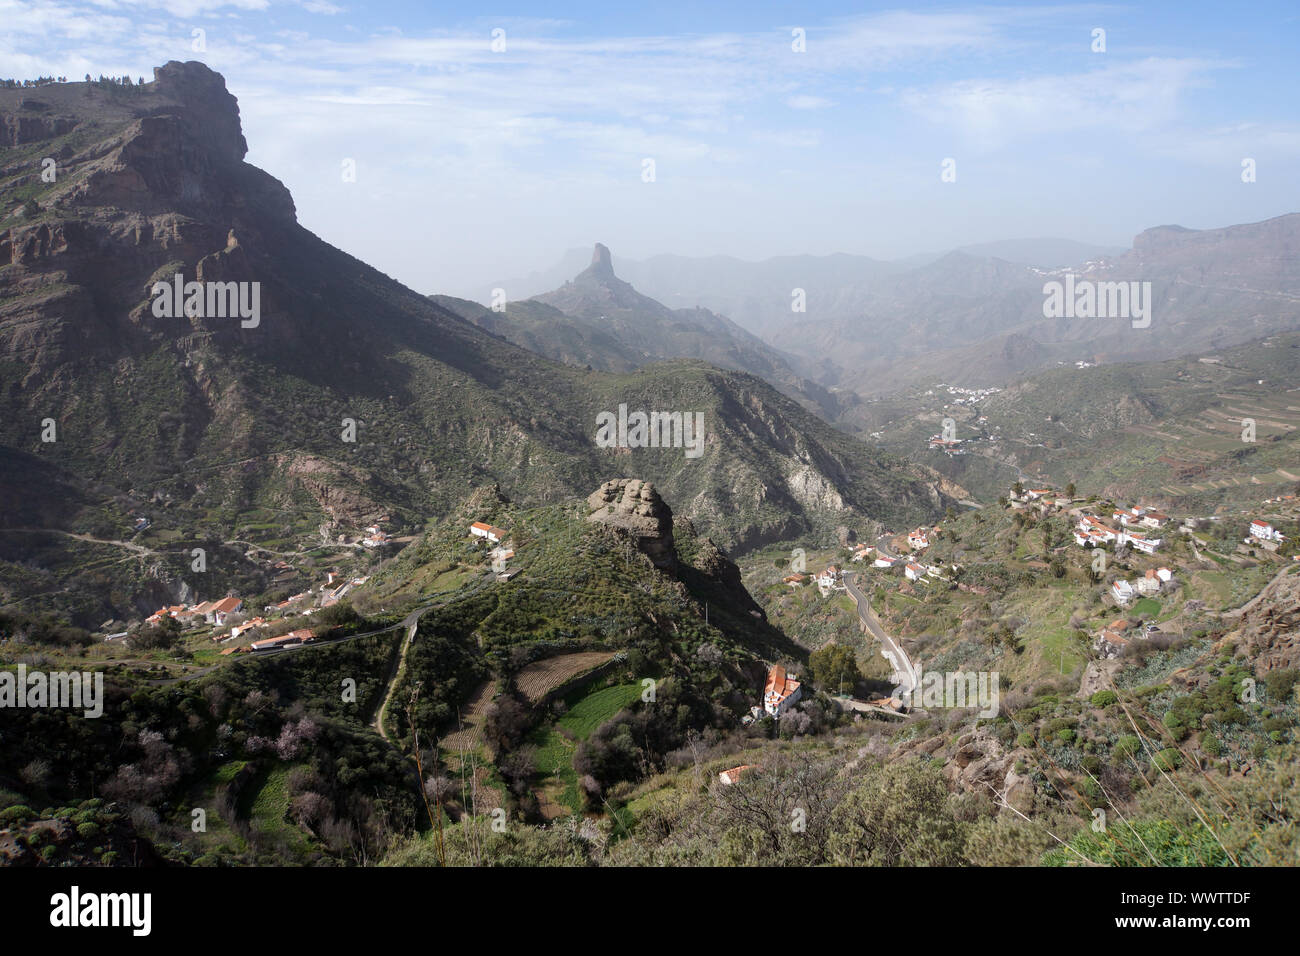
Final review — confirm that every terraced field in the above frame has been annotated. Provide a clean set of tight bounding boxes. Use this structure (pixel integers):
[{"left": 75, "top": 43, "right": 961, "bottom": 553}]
[{"left": 516, "top": 650, "right": 616, "bottom": 703}]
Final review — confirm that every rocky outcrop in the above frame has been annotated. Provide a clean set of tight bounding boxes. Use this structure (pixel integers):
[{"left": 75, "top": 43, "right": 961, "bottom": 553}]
[
  {"left": 1232, "top": 570, "right": 1300, "bottom": 676},
  {"left": 1077, "top": 659, "right": 1122, "bottom": 699},
  {"left": 586, "top": 478, "right": 676, "bottom": 570},
  {"left": 898, "top": 727, "right": 1035, "bottom": 815},
  {"left": 588, "top": 242, "right": 614, "bottom": 280}
]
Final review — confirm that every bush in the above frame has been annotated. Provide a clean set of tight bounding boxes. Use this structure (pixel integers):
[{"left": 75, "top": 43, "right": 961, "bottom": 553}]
[
  {"left": 1113, "top": 735, "right": 1141, "bottom": 760},
  {"left": 1016, "top": 732, "right": 1035, "bottom": 748},
  {"left": 1264, "top": 669, "right": 1299, "bottom": 703},
  {"left": 1090, "top": 690, "right": 1118, "bottom": 708},
  {"left": 1153, "top": 749, "right": 1182, "bottom": 772},
  {"left": 0, "top": 805, "right": 35, "bottom": 827}
]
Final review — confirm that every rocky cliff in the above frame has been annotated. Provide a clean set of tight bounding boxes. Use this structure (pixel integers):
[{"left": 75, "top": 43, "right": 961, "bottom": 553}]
[{"left": 586, "top": 478, "right": 676, "bottom": 570}]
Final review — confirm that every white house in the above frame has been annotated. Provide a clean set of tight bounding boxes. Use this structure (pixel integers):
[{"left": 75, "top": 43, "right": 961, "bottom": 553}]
[
  {"left": 763, "top": 665, "right": 802, "bottom": 717},
  {"left": 201, "top": 596, "right": 243, "bottom": 626},
  {"left": 907, "top": 527, "right": 935, "bottom": 551},
  {"left": 905, "top": 561, "right": 925, "bottom": 582},
  {"left": 1156, "top": 567, "right": 1174, "bottom": 583},
  {"left": 873, "top": 555, "right": 897, "bottom": 569},
  {"left": 1141, "top": 512, "right": 1170, "bottom": 529},
  {"left": 469, "top": 521, "right": 508, "bottom": 544},
  {"left": 1111, "top": 579, "right": 1135, "bottom": 606},
  {"left": 1249, "top": 520, "right": 1284, "bottom": 542},
  {"left": 816, "top": 565, "right": 843, "bottom": 595},
  {"left": 1121, "top": 530, "right": 1162, "bottom": 554},
  {"left": 1137, "top": 572, "right": 1161, "bottom": 596}
]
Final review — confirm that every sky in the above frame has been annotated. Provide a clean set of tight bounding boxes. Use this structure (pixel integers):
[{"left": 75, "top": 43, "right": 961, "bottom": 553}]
[{"left": 3, "top": 0, "right": 1298, "bottom": 300}]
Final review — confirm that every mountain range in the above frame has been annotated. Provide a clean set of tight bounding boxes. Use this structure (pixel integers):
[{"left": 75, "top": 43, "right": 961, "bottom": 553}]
[
  {"left": 491, "top": 219, "right": 1300, "bottom": 399},
  {"left": 0, "top": 62, "right": 949, "bottom": 624}
]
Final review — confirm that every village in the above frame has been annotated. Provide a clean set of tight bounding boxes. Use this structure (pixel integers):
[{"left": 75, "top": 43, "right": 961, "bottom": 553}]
[
  {"left": 134, "top": 518, "right": 521, "bottom": 656},
  {"left": 770, "top": 478, "right": 1297, "bottom": 673}
]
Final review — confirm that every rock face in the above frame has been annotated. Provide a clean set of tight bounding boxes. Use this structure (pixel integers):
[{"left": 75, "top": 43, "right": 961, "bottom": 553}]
[
  {"left": 586, "top": 478, "right": 676, "bottom": 570},
  {"left": 1233, "top": 570, "right": 1300, "bottom": 676},
  {"left": 897, "top": 726, "right": 1035, "bottom": 815},
  {"left": 588, "top": 242, "right": 614, "bottom": 280},
  {"left": 1077, "top": 659, "right": 1122, "bottom": 699}
]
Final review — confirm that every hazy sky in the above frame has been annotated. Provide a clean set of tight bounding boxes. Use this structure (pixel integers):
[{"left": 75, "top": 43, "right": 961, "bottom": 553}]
[{"left": 5, "top": 0, "right": 1299, "bottom": 299}]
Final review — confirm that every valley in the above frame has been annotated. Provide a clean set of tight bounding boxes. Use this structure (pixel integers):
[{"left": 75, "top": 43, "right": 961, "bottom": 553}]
[{"left": 1, "top": 59, "right": 1297, "bottom": 874}]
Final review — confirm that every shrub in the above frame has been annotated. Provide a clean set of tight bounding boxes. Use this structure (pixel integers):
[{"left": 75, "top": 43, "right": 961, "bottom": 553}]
[
  {"left": 1153, "top": 749, "right": 1182, "bottom": 772},
  {"left": 1090, "top": 690, "right": 1118, "bottom": 708},
  {"left": 1016, "top": 732, "right": 1035, "bottom": 748},
  {"left": 1113, "top": 735, "right": 1141, "bottom": 760},
  {"left": 0, "top": 805, "right": 35, "bottom": 827},
  {"left": 1263, "top": 669, "right": 1299, "bottom": 703}
]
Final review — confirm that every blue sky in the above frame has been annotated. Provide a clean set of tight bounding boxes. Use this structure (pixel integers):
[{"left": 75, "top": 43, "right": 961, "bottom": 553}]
[{"left": 3, "top": 0, "right": 1298, "bottom": 299}]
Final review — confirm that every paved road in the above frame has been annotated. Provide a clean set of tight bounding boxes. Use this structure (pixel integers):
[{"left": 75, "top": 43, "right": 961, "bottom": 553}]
[
  {"left": 874, "top": 534, "right": 901, "bottom": 561},
  {"left": 842, "top": 570, "right": 918, "bottom": 706}
]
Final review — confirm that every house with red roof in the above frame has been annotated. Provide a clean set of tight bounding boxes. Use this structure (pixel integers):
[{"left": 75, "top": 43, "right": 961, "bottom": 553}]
[
  {"left": 763, "top": 665, "right": 802, "bottom": 717},
  {"left": 469, "top": 521, "right": 508, "bottom": 544}
]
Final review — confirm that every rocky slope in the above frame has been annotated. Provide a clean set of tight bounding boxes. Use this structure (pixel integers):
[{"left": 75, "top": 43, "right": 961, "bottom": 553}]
[{"left": 1232, "top": 569, "right": 1300, "bottom": 675}]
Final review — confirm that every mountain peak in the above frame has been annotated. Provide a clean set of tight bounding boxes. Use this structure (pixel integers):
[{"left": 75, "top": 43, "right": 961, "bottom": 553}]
[{"left": 589, "top": 242, "right": 615, "bottom": 278}]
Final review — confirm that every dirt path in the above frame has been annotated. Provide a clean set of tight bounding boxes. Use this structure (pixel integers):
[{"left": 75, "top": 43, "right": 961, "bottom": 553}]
[
  {"left": 371, "top": 608, "right": 427, "bottom": 743},
  {"left": 4, "top": 528, "right": 154, "bottom": 555}
]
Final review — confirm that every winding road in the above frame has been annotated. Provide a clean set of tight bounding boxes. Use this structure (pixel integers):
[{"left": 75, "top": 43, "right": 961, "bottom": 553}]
[{"left": 842, "top": 569, "right": 918, "bottom": 706}]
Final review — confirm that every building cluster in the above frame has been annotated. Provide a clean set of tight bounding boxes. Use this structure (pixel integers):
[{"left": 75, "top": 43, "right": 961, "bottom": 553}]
[
  {"left": 1109, "top": 567, "right": 1175, "bottom": 606},
  {"left": 1092, "top": 618, "right": 1162, "bottom": 659},
  {"left": 1008, "top": 486, "right": 1075, "bottom": 512},
  {"left": 927, "top": 436, "right": 965, "bottom": 455},
  {"left": 815, "top": 564, "right": 843, "bottom": 596},
  {"left": 146, "top": 596, "right": 244, "bottom": 628},
  {"left": 1073, "top": 513, "right": 1165, "bottom": 554},
  {"left": 927, "top": 383, "right": 1003, "bottom": 404},
  {"left": 144, "top": 568, "right": 372, "bottom": 644}
]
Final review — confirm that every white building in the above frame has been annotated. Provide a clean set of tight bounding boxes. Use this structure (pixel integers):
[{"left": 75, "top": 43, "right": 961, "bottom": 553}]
[
  {"left": 1111, "top": 579, "right": 1135, "bottom": 606},
  {"left": 1249, "top": 520, "right": 1284, "bottom": 543},
  {"left": 470, "top": 521, "right": 508, "bottom": 544},
  {"left": 763, "top": 665, "right": 802, "bottom": 717},
  {"left": 1121, "top": 530, "right": 1162, "bottom": 554}
]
